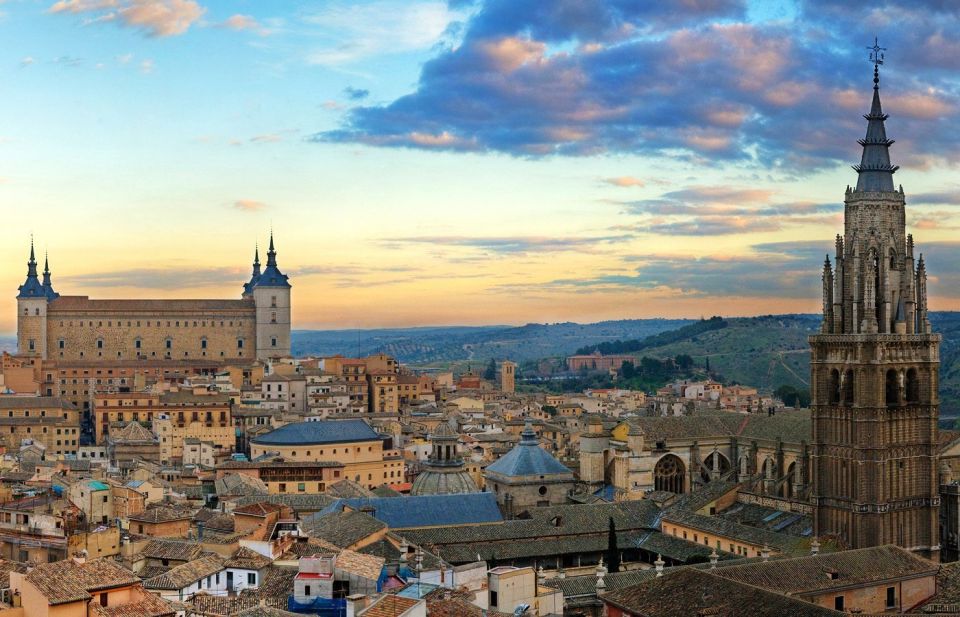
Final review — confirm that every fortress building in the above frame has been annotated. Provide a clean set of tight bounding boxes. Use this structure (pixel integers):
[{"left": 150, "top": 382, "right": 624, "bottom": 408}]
[
  {"left": 810, "top": 56, "right": 940, "bottom": 558},
  {"left": 16, "top": 232, "right": 291, "bottom": 363}
]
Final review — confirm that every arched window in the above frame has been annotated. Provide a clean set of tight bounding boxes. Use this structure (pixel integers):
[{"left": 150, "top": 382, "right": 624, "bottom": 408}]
[
  {"left": 906, "top": 368, "right": 920, "bottom": 403},
  {"left": 829, "top": 369, "right": 841, "bottom": 404},
  {"left": 700, "top": 451, "right": 730, "bottom": 483},
  {"left": 654, "top": 454, "right": 686, "bottom": 494},
  {"left": 885, "top": 369, "right": 899, "bottom": 406},
  {"left": 843, "top": 370, "right": 855, "bottom": 404}
]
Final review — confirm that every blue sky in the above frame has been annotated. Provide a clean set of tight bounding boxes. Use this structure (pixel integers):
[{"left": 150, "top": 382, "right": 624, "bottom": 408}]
[{"left": 1, "top": 0, "right": 959, "bottom": 331}]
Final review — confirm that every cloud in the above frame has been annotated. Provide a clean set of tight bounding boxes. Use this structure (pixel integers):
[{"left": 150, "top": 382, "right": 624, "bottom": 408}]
[
  {"left": 62, "top": 266, "right": 245, "bottom": 289},
  {"left": 49, "top": 0, "right": 205, "bottom": 38},
  {"left": 344, "top": 87, "right": 370, "bottom": 101},
  {"left": 139, "top": 58, "right": 154, "bottom": 74},
  {"left": 219, "top": 13, "right": 270, "bottom": 36},
  {"left": 312, "top": 0, "right": 960, "bottom": 172},
  {"left": 233, "top": 199, "right": 267, "bottom": 212},
  {"left": 19, "top": 56, "right": 35, "bottom": 68},
  {"left": 249, "top": 134, "right": 283, "bottom": 144},
  {"left": 302, "top": 1, "right": 462, "bottom": 66},
  {"left": 603, "top": 176, "right": 645, "bottom": 188},
  {"left": 619, "top": 184, "right": 840, "bottom": 235},
  {"left": 385, "top": 234, "right": 632, "bottom": 255}
]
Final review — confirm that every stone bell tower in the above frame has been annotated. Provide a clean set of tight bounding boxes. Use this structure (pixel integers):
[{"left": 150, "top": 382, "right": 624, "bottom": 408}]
[{"left": 810, "top": 43, "right": 940, "bottom": 559}]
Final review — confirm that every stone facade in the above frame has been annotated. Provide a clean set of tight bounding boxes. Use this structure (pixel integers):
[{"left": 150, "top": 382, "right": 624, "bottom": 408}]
[
  {"left": 810, "top": 69, "right": 940, "bottom": 558},
  {"left": 0, "top": 396, "right": 81, "bottom": 458},
  {"left": 16, "top": 233, "right": 291, "bottom": 363}
]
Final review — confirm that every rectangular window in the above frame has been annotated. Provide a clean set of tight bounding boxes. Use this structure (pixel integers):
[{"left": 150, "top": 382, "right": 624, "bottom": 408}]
[
  {"left": 834, "top": 597, "right": 844, "bottom": 611},
  {"left": 886, "top": 587, "right": 896, "bottom": 609},
  {"left": 248, "top": 573, "right": 256, "bottom": 585},
  {"left": 304, "top": 585, "right": 311, "bottom": 596},
  {"left": 58, "top": 339, "right": 65, "bottom": 349}
]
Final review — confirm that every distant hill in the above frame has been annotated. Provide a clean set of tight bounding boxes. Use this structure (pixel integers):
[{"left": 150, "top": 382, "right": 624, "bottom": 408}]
[
  {"left": 592, "top": 312, "right": 960, "bottom": 419},
  {"left": 291, "top": 319, "right": 692, "bottom": 365}
]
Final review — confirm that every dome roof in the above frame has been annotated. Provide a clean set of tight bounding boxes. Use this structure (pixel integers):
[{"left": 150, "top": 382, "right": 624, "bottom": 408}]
[
  {"left": 410, "top": 468, "right": 479, "bottom": 496},
  {"left": 485, "top": 422, "right": 572, "bottom": 478},
  {"left": 251, "top": 419, "right": 379, "bottom": 446}
]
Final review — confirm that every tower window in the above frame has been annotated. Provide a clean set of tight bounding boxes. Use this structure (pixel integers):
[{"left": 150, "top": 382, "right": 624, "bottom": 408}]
[
  {"left": 271, "top": 296, "right": 277, "bottom": 308},
  {"left": 237, "top": 338, "right": 244, "bottom": 349},
  {"left": 271, "top": 337, "right": 277, "bottom": 347},
  {"left": 28, "top": 339, "right": 35, "bottom": 352},
  {"left": 58, "top": 339, "right": 65, "bottom": 350},
  {"left": 97, "top": 339, "right": 103, "bottom": 349},
  {"left": 201, "top": 338, "right": 208, "bottom": 349},
  {"left": 35, "top": 308, "right": 40, "bottom": 316},
  {"left": 135, "top": 338, "right": 141, "bottom": 349},
  {"left": 166, "top": 338, "right": 173, "bottom": 350}
]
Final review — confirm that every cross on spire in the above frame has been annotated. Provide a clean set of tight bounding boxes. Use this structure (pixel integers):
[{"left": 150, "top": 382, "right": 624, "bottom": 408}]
[{"left": 868, "top": 37, "right": 886, "bottom": 86}]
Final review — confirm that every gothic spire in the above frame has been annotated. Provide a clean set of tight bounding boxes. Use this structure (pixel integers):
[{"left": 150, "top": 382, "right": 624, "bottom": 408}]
[
  {"left": 41, "top": 251, "right": 58, "bottom": 300},
  {"left": 253, "top": 244, "right": 261, "bottom": 276},
  {"left": 853, "top": 40, "right": 898, "bottom": 192},
  {"left": 266, "top": 230, "right": 277, "bottom": 268},
  {"left": 17, "top": 237, "right": 45, "bottom": 299}
]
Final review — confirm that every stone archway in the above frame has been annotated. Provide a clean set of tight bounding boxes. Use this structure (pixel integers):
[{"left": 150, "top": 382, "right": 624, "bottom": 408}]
[
  {"left": 654, "top": 454, "right": 686, "bottom": 494},
  {"left": 700, "top": 451, "right": 731, "bottom": 483}
]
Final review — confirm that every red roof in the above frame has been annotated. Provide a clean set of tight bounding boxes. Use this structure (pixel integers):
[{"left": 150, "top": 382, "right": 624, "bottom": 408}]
[{"left": 295, "top": 572, "right": 332, "bottom": 580}]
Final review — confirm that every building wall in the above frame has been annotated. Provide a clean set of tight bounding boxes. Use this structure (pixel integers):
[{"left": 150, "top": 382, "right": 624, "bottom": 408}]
[
  {"left": 0, "top": 398, "right": 80, "bottom": 458},
  {"left": 808, "top": 576, "right": 936, "bottom": 614},
  {"left": 660, "top": 520, "right": 772, "bottom": 558},
  {"left": 45, "top": 303, "right": 257, "bottom": 362}
]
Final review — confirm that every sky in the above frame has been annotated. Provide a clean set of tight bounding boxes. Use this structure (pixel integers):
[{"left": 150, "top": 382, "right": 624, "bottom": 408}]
[{"left": 1, "top": 0, "right": 960, "bottom": 332}]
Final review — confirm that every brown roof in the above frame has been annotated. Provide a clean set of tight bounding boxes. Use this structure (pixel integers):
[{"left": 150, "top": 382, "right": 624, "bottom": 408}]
[
  {"left": 335, "top": 549, "right": 384, "bottom": 581},
  {"left": 90, "top": 592, "right": 175, "bottom": 617},
  {"left": 49, "top": 296, "right": 254, "bottom": 313},
  {"left": 360, "top": 595, "right": 420, "bottom": 617},
  {"left": 224, "top": 547, "right": 273, "bottom": 570},
  {"left": 144, "top": 555, "right": 225, "bottom": 590},
  {"left": 130, "top": 505, "right": 195, "bottom": 524},
  {"left": 424, "top": 588, "right": 511, "bottom": 617},
  {"left": 25, "top": 559, "right": 140, "bottom": 605},
  {"left": 713, "top": 545, "right": 938, "bottom": 596},
  {"left": 601, "top": 568, "right": 842, "bottom": 617},
  {"left": 141, "top": 538, "right": 203, "bottom": 562},
  {"left": 234, "top": 502, "right": 285, "bottom": 517}
]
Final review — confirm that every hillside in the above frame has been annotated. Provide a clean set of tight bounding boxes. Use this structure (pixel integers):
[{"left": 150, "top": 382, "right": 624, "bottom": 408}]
[
  {"left": 589, "top": 312, "right": 960, "bottom": 418},
  {"left": 291, "top": 319, "right": 692, "bottom": 364}
]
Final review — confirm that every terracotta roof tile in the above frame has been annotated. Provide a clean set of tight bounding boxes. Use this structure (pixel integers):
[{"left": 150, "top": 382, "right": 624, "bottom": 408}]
[
  {"left": 359, "top": 595, "right": 420, "bottom": 617},
  {"left": 25, "top": 559, "right": 139, "bottom": 605}
]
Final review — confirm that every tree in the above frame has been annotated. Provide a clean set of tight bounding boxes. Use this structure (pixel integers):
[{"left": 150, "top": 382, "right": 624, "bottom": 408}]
[
  {"left": 620, "top": 361, "right": 636, "bottom": 379},
  {"left": 606, "top": 517, "right": 621, "bottom": 573},
  {"left": 483, "top": 358, "right": 497, "bottom": 381},
  {"left": 705, "top": 356, "right": 711, "bottom": 373}
]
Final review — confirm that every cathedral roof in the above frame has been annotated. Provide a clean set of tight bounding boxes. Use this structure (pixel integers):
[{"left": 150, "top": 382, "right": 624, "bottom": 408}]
[{"left": 853, "top": 65, "right": 898, "bottom": 192}]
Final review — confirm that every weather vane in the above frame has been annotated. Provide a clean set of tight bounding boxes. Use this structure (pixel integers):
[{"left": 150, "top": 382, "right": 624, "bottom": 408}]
[
  {"left": 868, "top": 37, "right": 886, "bottom": 67},
  {"left": 867, "top": 37, "right": 886, "bottom": 85}
]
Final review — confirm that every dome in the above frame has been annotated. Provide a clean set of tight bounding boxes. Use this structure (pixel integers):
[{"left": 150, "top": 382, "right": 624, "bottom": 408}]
[
  {"left": 484, "top": 421, "right": 572, "bottom": 479},
  {"left": 410, "top": 467, "right": 479, "bottom": 496}
]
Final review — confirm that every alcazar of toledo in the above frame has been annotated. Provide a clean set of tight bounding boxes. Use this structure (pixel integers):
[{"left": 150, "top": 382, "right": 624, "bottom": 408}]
[
  {"left": 16, "top": 232, "right": 291, "bottom": 363},
  {"left": 11, "top": 232, "right": 291, "bottom": 415}
]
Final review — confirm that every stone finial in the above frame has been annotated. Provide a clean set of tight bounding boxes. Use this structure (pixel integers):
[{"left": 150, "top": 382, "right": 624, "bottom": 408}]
[
  {"left": 654, "top": 554, "right": 665, "bottom": 577},
  {"left": 709, "top": 548, "right": 718, "bottom": 569},
  {"left": 810, "top": 538, "right": 820, "bottom": 556},
  {"left": 536, "top": 565, "right": 545, "bottom": 586},
  {"left": 760, "top": 545, "right": 771, "bottom": 562}
]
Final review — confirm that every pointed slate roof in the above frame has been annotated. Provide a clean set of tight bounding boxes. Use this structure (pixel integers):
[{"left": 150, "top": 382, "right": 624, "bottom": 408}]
[
  {"left": 485, "top": 421, "right": 572, "bottom": 478},
  {"left": 17, "top": 240, "right": 45, "bottom": 299},
  {"left": 853, "top": 65, "right": 898, "bottom": 192},
  {"left": 252, "top": 231, "right": 290, "bottom": 289},
  {"left": 41, "top": 253, "right": 59, "bottom": 300}
]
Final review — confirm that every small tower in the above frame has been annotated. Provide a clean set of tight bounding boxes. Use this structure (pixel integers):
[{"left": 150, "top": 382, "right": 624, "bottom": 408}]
[
  {"left": 17, "top": 239, "right": 49, "bottom": 359},
  {"left": 500, "top": 360, "right": 516, "bottom": 394},
  {"left": 242, "top": 244, "right": 261, "bottom": 298},
  {"left": 248, "top": 231, "right": 292, "bottom": 360}
]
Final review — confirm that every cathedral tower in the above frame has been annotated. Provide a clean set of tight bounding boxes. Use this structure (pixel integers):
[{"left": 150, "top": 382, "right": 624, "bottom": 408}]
[{"left": 810, "top": 46, "right": 940, "bottom": 558}]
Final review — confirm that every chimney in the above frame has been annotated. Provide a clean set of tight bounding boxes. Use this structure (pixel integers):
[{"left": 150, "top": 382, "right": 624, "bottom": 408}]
[{"left": 345, "top": 594, "right": 369, "bottom": 617}]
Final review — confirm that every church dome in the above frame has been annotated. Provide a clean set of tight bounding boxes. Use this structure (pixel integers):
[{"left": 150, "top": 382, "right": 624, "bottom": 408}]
[{"left": 410, "top": 420, "right": 479, "bottom": 496}]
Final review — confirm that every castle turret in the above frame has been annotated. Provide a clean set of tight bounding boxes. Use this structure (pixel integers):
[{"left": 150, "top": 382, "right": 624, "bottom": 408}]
[
  {"left": 41, "top": 253, "right": 59, "bottom": 301},
  {"left": 242, "top": 245, "right": 261, "bottom": 298},
  {"left": 17, "top": 239, "right": 49, "bottom": 358},
  {"left": 249, "top": 231, "right": 291, "bottom": 359}
]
